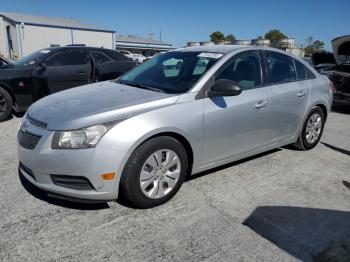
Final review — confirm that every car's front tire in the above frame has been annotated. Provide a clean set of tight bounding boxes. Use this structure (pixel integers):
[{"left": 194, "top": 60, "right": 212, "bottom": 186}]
[
  {"left": 121, "top": 136, "right": 188, "bottom": 208},
  {"left": 293, "top": 106, "right": 325, "bottom": 150},
  {"left": 0, "top": 86, "right": 13, "bottom": 122}
]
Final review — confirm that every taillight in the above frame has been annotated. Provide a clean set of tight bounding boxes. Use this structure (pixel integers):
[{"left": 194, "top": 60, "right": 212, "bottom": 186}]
[
  {"left": 18, "top": 81, "right": 25, "bottom": 87},
  {"left": 329, "top": 81, "right": 335, "bottom": 93}
]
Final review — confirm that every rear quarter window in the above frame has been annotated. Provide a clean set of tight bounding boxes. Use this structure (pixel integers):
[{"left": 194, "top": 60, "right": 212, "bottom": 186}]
[{"left": 295, "top": 59, "right": 316, "bottom": 80}]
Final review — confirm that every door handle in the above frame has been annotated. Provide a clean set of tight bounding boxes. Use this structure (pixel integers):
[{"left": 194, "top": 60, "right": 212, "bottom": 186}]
[
  {"left": 297, "top": 91, "right": 306, "bottom": 97},
  {"left": 77, "top": 71, "right": 85, "bottom": 74},
  {"left": 255, "top": 100, "right": 268, "bottom": 109}
]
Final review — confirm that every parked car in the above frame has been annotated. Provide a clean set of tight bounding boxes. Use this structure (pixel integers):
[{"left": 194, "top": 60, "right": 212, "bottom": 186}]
[
  {"left": 133, "top": 53, "right": 147, "bottom": 63},
  {"left": 18, "top": 45, "right": 332, "bottom": 208},
  {"left": 1, "top": 56, "right": 11, "bottom": 67},
  {"left": 118, "top": 50, "right": 139, "bottom": 62},
  {"left": 0, "top": 46, "right": 138, "bottom": 121},
  {"left": 311, "top": 35, "right": 350, "bottom": 105}
]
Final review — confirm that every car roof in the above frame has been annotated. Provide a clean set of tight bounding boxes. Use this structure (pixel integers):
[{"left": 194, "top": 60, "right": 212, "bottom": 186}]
[
  {"left": 174, "top": 44, "right": 301, "bottom": 57},
  {"left": 175, "top": 45, "right": 249, "bottom": 54},
  {"left": 40, "top": 46, "right": 114, "bottom": 52}
]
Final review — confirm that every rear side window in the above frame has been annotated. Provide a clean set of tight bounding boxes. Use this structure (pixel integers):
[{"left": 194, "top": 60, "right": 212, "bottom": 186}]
[
  {"left": 103, "top": 49, "right": 132, "bottom": 62},
  {"left": 265, "top": 51, "right": 296, "bottom": 84},
  {"left": 91, "top": 51, "right": 112, "bottom": 65},
  {"left": 45, "top": 49, "right": 89, "bottom": 66}
]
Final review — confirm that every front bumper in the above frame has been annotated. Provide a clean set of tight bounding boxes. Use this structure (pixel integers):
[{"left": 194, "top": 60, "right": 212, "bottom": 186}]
[{"left": 17, "top": 120, "right": 128, "bottom": 201}]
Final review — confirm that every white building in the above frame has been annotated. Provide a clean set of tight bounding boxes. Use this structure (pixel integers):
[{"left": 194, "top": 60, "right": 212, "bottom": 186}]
[
  {"left": 233, "top": 40, "right": 251, "bottom": 45},
  {"left": 0, "top": 12, "right": 115, "bottom": 59},
  {"left": 115, "top": 35, "right": 173, "bottom": 57}
]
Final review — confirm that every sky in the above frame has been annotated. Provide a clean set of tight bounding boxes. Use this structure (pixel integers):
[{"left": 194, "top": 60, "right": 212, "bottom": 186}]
[{"left": 1, "top": 0, "right": 349, "bottom": 50}]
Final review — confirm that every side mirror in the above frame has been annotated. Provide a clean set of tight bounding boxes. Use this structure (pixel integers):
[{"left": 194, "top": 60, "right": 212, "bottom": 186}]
[{"left": 207, "top": 79, "right": 242, "bottom": 97}]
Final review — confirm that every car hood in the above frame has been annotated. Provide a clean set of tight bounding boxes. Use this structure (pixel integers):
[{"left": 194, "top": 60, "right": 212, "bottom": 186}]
[
  {"left": 27, "top": 81, "right": 179, "bottom": 130},
  {"left": 332, "top": 35, "right": 350, "bottom": 63}
]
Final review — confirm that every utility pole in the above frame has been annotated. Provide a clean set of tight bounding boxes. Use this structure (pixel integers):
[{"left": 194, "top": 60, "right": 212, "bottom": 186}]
[{"left": 160, "top": 29, "right": 162, "bottom": 42}]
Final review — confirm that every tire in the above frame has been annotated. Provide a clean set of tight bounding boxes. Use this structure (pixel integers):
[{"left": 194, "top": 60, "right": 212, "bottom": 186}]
[
  {"left": 293, "top": 106, "right": 325, "bottom": 150},
  {"left": 121, "top": 136, "right": 188, "bottom": 208},
  {"left": 0, "top": 86, "right": 13, "bottom": 122}
]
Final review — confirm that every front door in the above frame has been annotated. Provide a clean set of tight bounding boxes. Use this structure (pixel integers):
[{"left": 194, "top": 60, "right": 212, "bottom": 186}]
[
  {"left": 43, "top": 49, "right": 91, "bottom": 94},
  {"left": 202, "top": 50, "right": 273, "bottom": 165}
]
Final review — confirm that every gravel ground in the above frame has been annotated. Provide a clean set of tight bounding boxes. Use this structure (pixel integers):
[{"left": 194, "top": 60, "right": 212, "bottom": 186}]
[{"left": 0, "top": 105, "right": 350, "bottom": 262}]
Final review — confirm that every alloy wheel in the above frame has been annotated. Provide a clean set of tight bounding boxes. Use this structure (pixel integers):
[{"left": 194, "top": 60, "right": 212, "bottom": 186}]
[{"left": 305, "top": 112, "right": 322, "bottom": 144}]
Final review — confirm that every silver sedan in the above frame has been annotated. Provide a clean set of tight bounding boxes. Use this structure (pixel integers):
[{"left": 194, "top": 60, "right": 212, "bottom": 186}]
[{"left": 17, "top": 45, "right": 333, "bottom": 208}]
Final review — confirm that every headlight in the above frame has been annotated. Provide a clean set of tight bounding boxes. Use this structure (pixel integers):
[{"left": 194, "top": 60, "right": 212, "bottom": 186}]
[{"left": 51, "top": 123, "right": 113, "bottom": 149}]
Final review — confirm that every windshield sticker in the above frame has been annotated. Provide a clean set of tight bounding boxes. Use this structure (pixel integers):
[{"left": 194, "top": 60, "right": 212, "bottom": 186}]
[
  {"left": 198, "top": 53, "right": 223, "bottom": 59},
  {"left": 40, "top": 50, "right": 51, "bottom": 54}
]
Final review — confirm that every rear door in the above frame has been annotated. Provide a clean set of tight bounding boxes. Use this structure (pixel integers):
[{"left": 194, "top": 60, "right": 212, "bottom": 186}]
[
  {"left": 93, "top": 50, "right": 137, "bottom": 81},
  {"left": 262, "top": 51, "right": 310, "bottom": 142},
  {"left": 43, "top": 49, "right": 91, "bottom": 93}
]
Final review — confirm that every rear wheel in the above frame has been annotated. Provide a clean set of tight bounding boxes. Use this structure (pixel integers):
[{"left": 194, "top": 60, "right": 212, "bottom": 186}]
[
  {"left": 121, "top": 136, "right": 188, "bottom": 208},
  {"left": 293, "top": 106, "right": 325, "bottom": 150},
  {"left": 0, "top": 87, "right": 13, "bottom": 122}
]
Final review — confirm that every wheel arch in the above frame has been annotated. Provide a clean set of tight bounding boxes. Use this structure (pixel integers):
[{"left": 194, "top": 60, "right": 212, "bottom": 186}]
[
  {"left": 315, "top": 103, "right": 328, "bottom": 120},
  {"left": 147, "top": 132, "right": 194, "bottom": 175},
  {"left": 0, "top": 82, "right": 15, "bottom": 105}
]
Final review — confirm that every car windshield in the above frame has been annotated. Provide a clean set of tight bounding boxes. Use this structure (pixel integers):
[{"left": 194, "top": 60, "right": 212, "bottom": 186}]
[
  {"left": 14, "top": 50, "right": 50, "bottom": 66},
  {"left": 117, "top": 51, "right": 223, "bottom": 93}
]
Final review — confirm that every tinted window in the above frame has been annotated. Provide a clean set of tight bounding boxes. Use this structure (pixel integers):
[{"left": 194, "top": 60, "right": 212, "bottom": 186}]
[
  {"left": 265, "top": 51, "right": 296, "bottom": 84},
  {"left": 216, "top": 51, "right": 262, "bottom": 90},
  {"left": 305, "top": 67, "right": 316, "bottom": 79},
  {"left": 295, "top": 59, "right": 306, "bottom": 80},
  {"left": 46, "top": 49, "right": 88, "bottom": 66},
  {"left": 92, "top": 51, "right": 112, "bottom": 65}
]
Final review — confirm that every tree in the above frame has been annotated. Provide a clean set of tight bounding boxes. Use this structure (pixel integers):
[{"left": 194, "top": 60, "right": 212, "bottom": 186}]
[
  {"left": 264, "top": 29, "right": 287, "bottom": 47},
  {"left": 313, "top": 40, "right": 324, "bottom": 50},
  {"left": 210, "top": 31, "right": 225, "bottom": 44},
  {"left": 225, "top": 34, "right": 236, "bottom": 43},
  {"left": 304, "top": 39, "right": 325, "bottom": 56}
]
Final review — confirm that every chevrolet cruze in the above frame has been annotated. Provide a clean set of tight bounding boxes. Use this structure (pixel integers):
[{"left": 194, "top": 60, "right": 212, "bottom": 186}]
[{"left": 17, "top": 45, "right": 332, "bottom": 208}]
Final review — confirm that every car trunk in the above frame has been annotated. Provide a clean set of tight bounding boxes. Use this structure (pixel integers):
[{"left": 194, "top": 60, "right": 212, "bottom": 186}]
[{"left": 316, "top": 36, "right": 350, "bottom": 97}]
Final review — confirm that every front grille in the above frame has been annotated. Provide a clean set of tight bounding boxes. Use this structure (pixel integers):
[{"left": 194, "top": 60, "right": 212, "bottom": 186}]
[
  {"left": 19, "top": 162, "right": 36, "bottom": 181},
  {"left": 27, "top": 114, "right": 48, "bottom": 129},
  {"left": 50, "top": 175, "right": 95, "bottom": 191},
  {"left": 18, "top": 130, "right": 42, "bottom": 150}
]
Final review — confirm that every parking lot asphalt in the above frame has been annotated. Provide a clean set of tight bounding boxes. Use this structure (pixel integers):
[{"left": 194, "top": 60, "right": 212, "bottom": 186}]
[{"left": 0, "top": 106, "right": 350, "bottom": 262}]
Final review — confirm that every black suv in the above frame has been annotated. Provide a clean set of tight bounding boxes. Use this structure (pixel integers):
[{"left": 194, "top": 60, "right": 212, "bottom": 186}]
[{"left": 0, "top": 46, "right": 138, "bottom": 121}]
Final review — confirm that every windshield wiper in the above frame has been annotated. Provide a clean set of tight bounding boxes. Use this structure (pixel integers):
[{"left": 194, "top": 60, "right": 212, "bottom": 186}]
[{"left": 120, "top": 80, "right": 165, "bottom": 93}]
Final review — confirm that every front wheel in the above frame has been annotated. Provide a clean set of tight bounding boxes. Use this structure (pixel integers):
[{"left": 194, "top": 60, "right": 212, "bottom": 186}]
[
  {"left": 121, "top": 136, "right": 188, "bottom": 208},
  {"left": 0, "top": 87, "right": 13, "bottom": 122},
  {"left": 293, "top": 106, "right": 325, "bottom": 150}
]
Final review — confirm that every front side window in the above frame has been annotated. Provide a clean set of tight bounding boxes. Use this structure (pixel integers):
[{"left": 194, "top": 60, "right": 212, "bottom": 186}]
[
  {"left": 118, "top": 51, "right": 222, "bottom": 93},
  {"left": 216, "top": 51, "right": 262, "bottom": 90},
  {"left": 265, "top": 51, "right": 296, "bottom": 84},
  {"left": 45, "top": 49, "right": 88, "bottom": 66},
  {"left": 14, "top": 50, "right": 47, "bottom": 67}
]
